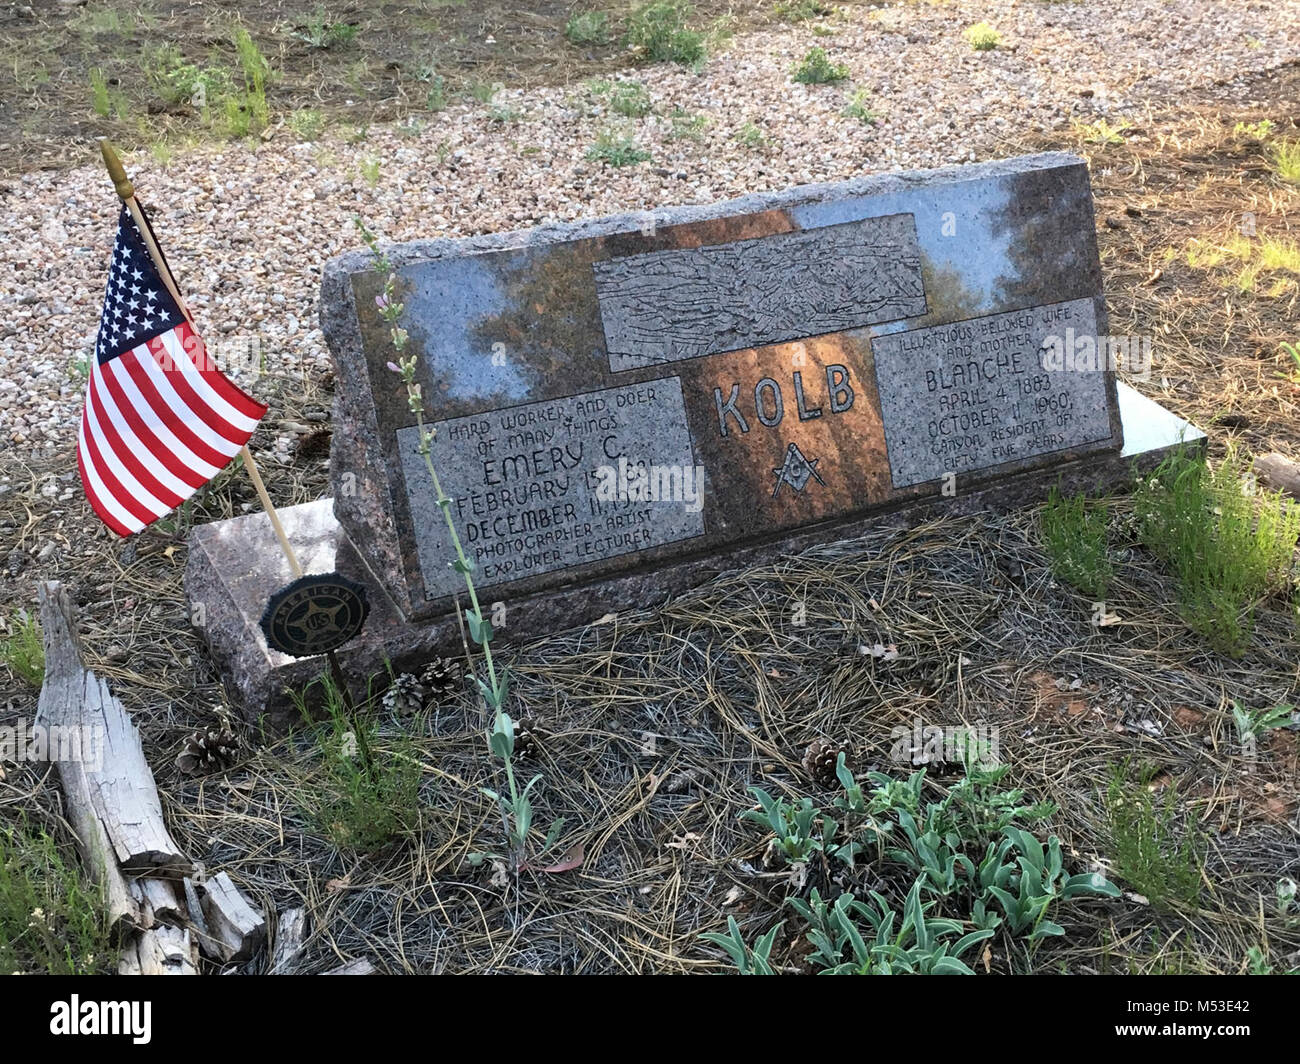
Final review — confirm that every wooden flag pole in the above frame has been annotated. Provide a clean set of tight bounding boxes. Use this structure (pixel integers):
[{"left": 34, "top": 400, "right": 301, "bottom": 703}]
[{"left": 97, "top": 139, "right": 303, "bottom": 581}]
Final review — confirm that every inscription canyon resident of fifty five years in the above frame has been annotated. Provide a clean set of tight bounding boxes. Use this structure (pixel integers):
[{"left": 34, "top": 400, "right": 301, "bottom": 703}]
[{"left": 333, "top": 154, "right": 1122, "bottom": 619}]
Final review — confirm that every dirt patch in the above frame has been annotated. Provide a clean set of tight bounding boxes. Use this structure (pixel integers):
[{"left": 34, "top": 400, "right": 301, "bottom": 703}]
[{"left": 0, "top": 0, "right": 830, "bottom": 176}]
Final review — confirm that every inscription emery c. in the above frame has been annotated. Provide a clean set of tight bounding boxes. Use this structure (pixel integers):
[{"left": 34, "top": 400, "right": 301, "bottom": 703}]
[
  {"left": 870, "top": 298, "right": 1113, "bottom": 489},
  {"left": 594, "top": 214, "right": 926, "bottom": 371},
  {"left": 398, "top": 377, "right": 705, "bottom": 599}
]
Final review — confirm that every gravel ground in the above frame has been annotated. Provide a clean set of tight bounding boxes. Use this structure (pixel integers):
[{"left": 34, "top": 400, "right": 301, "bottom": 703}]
[{"left": 0, "top": 0, "right": 1296, "bottom": 460}]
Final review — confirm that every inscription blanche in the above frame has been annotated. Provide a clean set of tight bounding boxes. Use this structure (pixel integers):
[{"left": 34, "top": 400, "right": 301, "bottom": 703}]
[
  {"left": 871, "top": 298, "right": 1114, "bottom": 488},
  {"left": 398, "top": 378, "right": 704, "bottom": 598},
  {"left": 594, "top": 214, "right": 926, "bottom": 371}
]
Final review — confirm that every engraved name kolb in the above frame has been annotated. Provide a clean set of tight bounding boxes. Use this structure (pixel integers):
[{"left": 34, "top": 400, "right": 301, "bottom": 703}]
[
  {"left": 594, "top": 214, "right": 926, "bottom": 371},
  {"left": 397, "top": 378, "right": 704, "bottom": 599},
  {"left": 870, "top": 298, "right": 1114, "bottom": 489},
  {"left": 714, "top": 365, "right": 855, "bottom": 436}
]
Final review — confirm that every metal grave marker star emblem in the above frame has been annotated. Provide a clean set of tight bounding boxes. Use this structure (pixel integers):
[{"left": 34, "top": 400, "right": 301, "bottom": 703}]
[
  {"left": 259, "top": 572, "right": 370, "bottom": 658},
  {"left": 772, "top": 442, "right": 825, "bottom": 497}
]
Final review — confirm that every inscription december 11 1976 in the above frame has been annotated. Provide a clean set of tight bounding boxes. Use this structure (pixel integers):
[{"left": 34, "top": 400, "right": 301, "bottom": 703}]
[{"left": 397, "top": 377, "right": 705, "bottom": 598}]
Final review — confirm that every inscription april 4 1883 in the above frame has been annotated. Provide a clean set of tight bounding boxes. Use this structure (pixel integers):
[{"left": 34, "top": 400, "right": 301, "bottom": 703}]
[
  {"left": 397, "top": 377, "right": 704, "bottom": 599},
  {"left": 870, "top": 298, "right": 1113, "bottom": 489}
]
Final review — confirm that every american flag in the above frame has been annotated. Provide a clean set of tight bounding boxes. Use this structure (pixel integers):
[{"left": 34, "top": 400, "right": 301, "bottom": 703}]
[{"left": 78, "top": 204, "right": 267, "bottom": 536}]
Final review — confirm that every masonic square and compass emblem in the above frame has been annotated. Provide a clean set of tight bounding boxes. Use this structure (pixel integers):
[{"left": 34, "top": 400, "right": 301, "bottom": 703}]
[{"left": 772, "top": 442, "right": 825, "bottom": 497}]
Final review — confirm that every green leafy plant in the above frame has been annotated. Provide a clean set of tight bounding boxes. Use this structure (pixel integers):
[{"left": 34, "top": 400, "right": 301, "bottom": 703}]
[
  {"left": 223, "top": 27, "right": 271, "bottom": 136},
  {"left": 288, "top": 108, "right": 326, "bottom": 140},
  {"left": 667, "top": 107, "right": 708, "bottom": 140},
  {"left": 741, "top": 787, "right": 841, "bottom": 863},
  {"left": 89, "top": 67, "right": 111, "bottom": 116},
  {"left": 1104, "top": 762, "right": 1204, "bottom": 910},
  {"left": 734, "top": 121, "right": 767, "bottom": 149},
  {"left": 842, "top": 88, "right": 877, "bottom": 125},
  {"left": 791, "top": 46, "right": 848, "bottom": 84},
  {"left": 297, "top": 6, "right": 359, "bottom": 49},
  {"left": 624, "top": 1, "right": 706, "bottom": 66},
  {"left": 1074, "top": 117, "right": 1131, "bottom": 145},
  {"left": 1135, "top": 445, "right": 1300, "bottom": 655},
  {"left": 789, "top": 880, "right": 994, "bottom": 974},
  {"left": 964, "top": 22, "right": 1001, "bottom": 51},
  {"left": 773, "top": 0, "right": 833, "bottom": 23},
  {"left": 358, "top": 154, "right": 382, "bottom": 185},
  {"left": 0, "top": 819, "right": 116, "bottom": 975},
  {"left": 357, "top": 218, "right": 565, "bottom": 873},
  {"left": 610, "top": 81, "right": 652, "bottom": 117},
  {"left": 717, "top": 764, "right": 1116, "bottom": 973},
  {"left": 1233, "top": 119, "right": 1275, "bottom": 141},
  {"left": 1280, "top": 340, "right": 1300, "bottom": 382},
  {"left": 976, "top": 827, "right": 1118, "bottom": 939},
  {"left": 1271, "top": 139, "right": 1300, "bottom": 185},
  {"left": 2, "top": 610, "right": 44, "bottom": 688},
  {"left": 701, "top": 917, "right": 781, "bottom": 974},
  {"left": 1041, "top": 485, "right": 1113, "bottom": 598},
  {"left": 564, "top": 10, "right": 609, "bottom": 45},
  {"left": 586, "top": 130, "right": 651, "bottom": 166},
  {"left": 1232, "top": 701, "right": 1294, "bottom": 746}
]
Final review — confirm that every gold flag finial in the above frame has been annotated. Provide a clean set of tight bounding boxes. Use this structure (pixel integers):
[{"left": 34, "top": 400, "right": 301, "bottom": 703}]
[{"left": 98, "top": 138, "right": 134, "bottom": 201}]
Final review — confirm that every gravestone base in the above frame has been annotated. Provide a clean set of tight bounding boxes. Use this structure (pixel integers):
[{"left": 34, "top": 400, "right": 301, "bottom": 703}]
[{"left": 187, "top": 384, "right": 1202, "bottom": 727}]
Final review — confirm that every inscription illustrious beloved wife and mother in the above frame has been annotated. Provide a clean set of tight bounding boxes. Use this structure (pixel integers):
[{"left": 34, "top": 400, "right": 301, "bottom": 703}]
[{"left": 324, "top": 153, "right": 1127, "bottom": 624}]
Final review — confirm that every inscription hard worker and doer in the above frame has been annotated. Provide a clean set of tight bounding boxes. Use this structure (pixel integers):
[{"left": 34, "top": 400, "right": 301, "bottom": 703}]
[
  {"left": 399, "top": 378, "right": 704, "bottom": 598},
  {"left": 395, "top": 208, "right": 1117, "bottom": 602}
]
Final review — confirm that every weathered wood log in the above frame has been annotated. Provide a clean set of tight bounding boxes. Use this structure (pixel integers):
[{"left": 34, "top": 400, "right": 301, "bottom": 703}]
[
  {"left": 270, "top": 907, "right": 308, "bottom": 974},
  {"left": 36, "top": 582, "right": 190, "bottom": 877},
  {"left": 322, "top": 957, "right": 377, "bottom": 975},
  {"left": 197, "top": 871, "right": 266, "bottom": 963},
  {"left": 36, "top": 583, "right": 138, "bottom": 931},
  {"left": 130, "top": 878, "right": 186, "bottom": 929},
  {"left": 119, "top": 926, "right": 199, "bottom": 975},
  {"left": 1255, "top": 451, "right": 1300, "bottom": 500}
]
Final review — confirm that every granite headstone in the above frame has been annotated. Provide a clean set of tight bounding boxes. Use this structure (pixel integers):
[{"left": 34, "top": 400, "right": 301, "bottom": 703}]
[{"left": 186, "top": 152, "right": 1202, "bottom": 723}]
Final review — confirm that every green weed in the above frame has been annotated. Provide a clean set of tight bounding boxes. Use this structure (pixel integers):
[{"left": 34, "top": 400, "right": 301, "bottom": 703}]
[
  {"left": 1, "top": 610, "right": 44, "bottom": 688},
  {"left": 1104, "top": 762, "right": 1204, "bottom": 911},
  {"left": 1134, "top": 445, "right": 1300, "bottom": 655},
  {"left": 1041, "top": 486, "right": 1113, "bottom": 599},
  {"left": 792, "top": 46, "right": 848, "bottom": 84}
]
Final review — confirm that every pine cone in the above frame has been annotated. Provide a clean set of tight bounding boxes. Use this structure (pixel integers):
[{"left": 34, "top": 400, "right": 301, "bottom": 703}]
[
  {"left": 512, "top": 713, "right": 542, "bottom": 761},
  {"left": 177, "top": 724, "right": 240, "bottom": 775},
  {"left": 419, "top": 657, "right": 462, "bottom": 700},
  {"left": 294, "top": 427, "right": 332, "bottom": 463},
  {"left": 382, "top": 673, "right": 426, "bottom": 715},
  {"left": 802, "top": 738, "right": 850, "bottom": 788}
]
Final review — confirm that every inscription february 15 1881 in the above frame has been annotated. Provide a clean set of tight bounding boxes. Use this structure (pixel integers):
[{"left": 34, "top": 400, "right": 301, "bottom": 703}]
[
  {"left": 869, "top": 298, "right": 1113, "bottom": 489},
  {"left": 593, "top": 214, "right": 926, "bottom": 371},
  {"left": 397, "top": 377, "right": 705, "bottom": 599}
]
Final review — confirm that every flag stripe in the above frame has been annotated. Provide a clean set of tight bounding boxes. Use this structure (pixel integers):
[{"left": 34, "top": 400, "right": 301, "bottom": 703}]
[
  {"left": 76, "top": 430, "right": 138, "bottom": 536},
  {"left": 78, "top": 416, "right": 155, "bottom": 529},
  {"left": 87, "top": 365, "right": 189, "bottom": 507},
  {"left": 97, "top": 358, "right": 213, "bottom": 490},
  {"left": 176, "top": 321, "right": 268, "bottom": 421},
  {"left": 109, "top": 352, "right": 226, "bottom": 479},
  {"left": 83, "top": 391, "right": 170, "bottom": 519},
  {"left": 124, "top": 344, "right": 242, "bottom": 467},
  {"left": 156, "top": 330, "right": 262, "bottom": 439}
]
